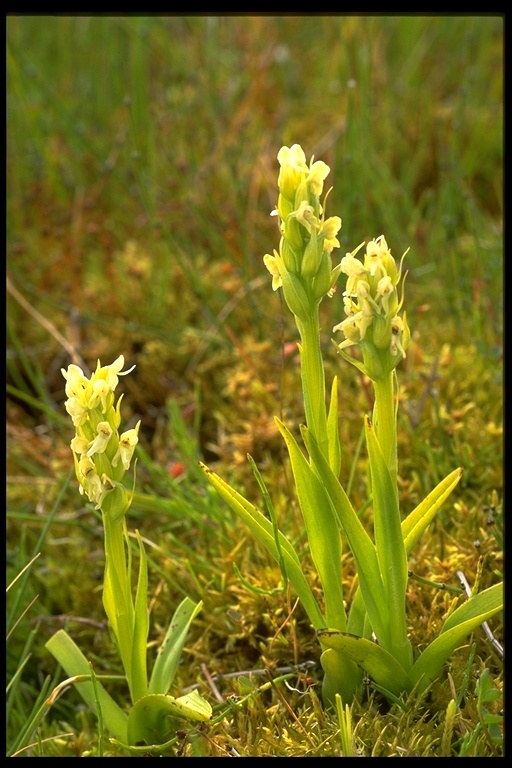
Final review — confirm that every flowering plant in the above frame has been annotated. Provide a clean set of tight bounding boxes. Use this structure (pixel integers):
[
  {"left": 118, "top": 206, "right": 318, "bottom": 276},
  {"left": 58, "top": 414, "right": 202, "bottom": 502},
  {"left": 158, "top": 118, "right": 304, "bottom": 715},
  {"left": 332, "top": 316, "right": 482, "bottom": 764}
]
[
  {"left": 201, "top": 144, "right": 503, "bottom": 707},
  {"left": 46, "top": 356, "right": 211, "bottom": 752}
]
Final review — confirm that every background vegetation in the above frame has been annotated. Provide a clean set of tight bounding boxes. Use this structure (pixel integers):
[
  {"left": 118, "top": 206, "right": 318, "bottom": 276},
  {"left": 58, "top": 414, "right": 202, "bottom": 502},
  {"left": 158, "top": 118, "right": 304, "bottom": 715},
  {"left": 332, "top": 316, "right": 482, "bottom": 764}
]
[{"left": 7, "top": 15, "right": 503, "bottom": 757}]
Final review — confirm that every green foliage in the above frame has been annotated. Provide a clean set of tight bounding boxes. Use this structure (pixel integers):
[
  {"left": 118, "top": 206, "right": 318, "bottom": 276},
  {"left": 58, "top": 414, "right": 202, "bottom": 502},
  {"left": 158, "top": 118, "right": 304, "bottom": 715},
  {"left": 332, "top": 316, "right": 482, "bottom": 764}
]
[
  {"left": 201, "top": 141, "right": 501, "bottom": 714},
  {"left": 456, "top": 668, "right": 503, "bottom": 756},
  {"left": 7, "top": 14, "right": 502, "bottom": 757}
]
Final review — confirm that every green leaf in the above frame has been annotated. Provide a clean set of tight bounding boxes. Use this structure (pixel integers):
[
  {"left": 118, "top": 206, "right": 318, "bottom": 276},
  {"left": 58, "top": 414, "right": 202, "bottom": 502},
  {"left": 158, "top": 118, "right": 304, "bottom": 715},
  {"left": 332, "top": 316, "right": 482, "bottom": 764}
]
[
  {"left": 410, "top": 582, "right": 503, "bottom": 693},
  {"left": 301, "top": 425, "right": 388, "bottom": 645},
  {"left": 401, "top": 467, "right": 463, "bottom": 553},
  {"left": 346, "top": 587, "right": 370, "bottom": 637},
  {"left": 131, "top": 530, "right": 149, "bottom": 702},
  {"left": 204, "top": 454, "right": 362, "bottom": 704},
  {"left": 321, "top": 647, "right": 362, "bottom": 708},
  {"left": 317, "top": 629, "right": 412, "bottom": 697},
  {"left": 149, "top": 596, "right": 203, "bottom": 695},
  {"left": 476, "top": 668, "right": 501, "bottom": 703},
  {"left": 334, "top": 344, "right": 371, "bottom": 378},
  {"left": 440, "top": 582, "right": 503, "bottom": 635},
  {"left": 127, "top": 690, "right": 212, "bottom": 747},
  {"left": 45, "top": 629, "right": 128, "bottom": 744},
  {"left": 275, "top": 417, "right": 346, "bottom": 631},
  {"left": 280, "top": 269, "right": 311, "bottom": 320},
  {"left": 200, "top": 462, "right": 325, "bottom": 631},
  {"left": 110, "top": 736, "right": 178, "bottom": 756},
  {"left": 169, "top": 689, "right": 213, "bottom": 720},
  {"left": 326, "top": 376, "right": 341, "bottom": 478}
]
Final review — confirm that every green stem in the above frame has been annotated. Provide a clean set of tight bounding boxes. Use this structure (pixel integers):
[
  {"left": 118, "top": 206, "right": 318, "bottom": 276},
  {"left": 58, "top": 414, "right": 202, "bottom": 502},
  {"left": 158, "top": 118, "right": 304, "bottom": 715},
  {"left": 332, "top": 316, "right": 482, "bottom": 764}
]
[
  {"left": 295, "top": 308, "right": 329, "bottom": 462},
  {"left": 372, "top": 370, "right": 398, "bottom": 493},
  {"left": 293, "top": 310, "right": 362, "bottom": 697},
  {"left": 368, "top": 372, "right": 412, "bottom": 668}
]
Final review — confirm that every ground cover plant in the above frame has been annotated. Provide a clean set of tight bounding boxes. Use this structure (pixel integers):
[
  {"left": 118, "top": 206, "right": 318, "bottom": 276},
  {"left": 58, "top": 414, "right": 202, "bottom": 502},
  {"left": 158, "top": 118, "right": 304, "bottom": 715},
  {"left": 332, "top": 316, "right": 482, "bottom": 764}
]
[{"left": 7, "top": 15, "right": 503, "bottom": 757}]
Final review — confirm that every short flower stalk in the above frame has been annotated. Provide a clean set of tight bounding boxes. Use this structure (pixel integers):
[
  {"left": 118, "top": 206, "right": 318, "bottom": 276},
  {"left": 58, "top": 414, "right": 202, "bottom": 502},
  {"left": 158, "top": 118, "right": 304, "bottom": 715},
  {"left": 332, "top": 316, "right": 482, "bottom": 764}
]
[
  {"left": 46, "top": 356, "right": 211, "bottom": 752},
  {"left": 334, "top": 233, "right": 410, "bottom": 486},
  {"left": 333, "top": 234, "right": 414, "bottom": 669},
  {"left": 62, "top": 355, "right": 146, "bottom": 703},
  {"left": 202, "top": 144, "right": 502, "bottom": 708}
]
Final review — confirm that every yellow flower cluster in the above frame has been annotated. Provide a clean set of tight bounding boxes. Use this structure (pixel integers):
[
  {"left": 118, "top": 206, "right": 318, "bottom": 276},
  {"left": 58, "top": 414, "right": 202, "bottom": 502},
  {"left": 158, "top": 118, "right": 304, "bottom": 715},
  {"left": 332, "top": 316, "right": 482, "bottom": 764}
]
[
  {"left": 333, "top": 235, "right": 411, "bottom": 375},
  {"left": 263, "top": 144, "right": 344, "bottom": 317},
  {"left": 62, "top": 355, "right": 140, "bottom": 514}
]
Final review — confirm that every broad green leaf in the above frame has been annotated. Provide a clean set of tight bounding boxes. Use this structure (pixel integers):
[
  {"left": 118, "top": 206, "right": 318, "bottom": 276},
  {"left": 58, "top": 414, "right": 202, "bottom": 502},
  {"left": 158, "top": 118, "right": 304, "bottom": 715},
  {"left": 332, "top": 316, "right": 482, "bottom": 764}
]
[
  {"left": 149, "top": 597, "right": 203, "bottom": 695},
  {"left": 275, "top": 417, "right": 346, "bottom": 631},
  {"left": 127, "top": 690, "right": 212, "bottom": 747},
  {"left": 410, "top": 582, "right": 503, "bottom": 693},
  {"left": 440, "top": 582, "right": 503, "bottom": 634},
  {"left": 200, "top": 462, "right": 325, "bottom": 631},
  {"left": 402, "top": 467, "right": 463, "bottom": 553},
  {"left": 317, "top": 629, "right": 412, "bottom": 697},
  {"left": 346, "top": 586, "right": 370, "bottom": 637},
  {"left": 364, "top": 416, "right": 411, "bottom": 668},
  {"left": 301, "top": 425, "right": 388, "bottom": 645},
  {"left": 321, "top": 647, "right": 362, "bottom": 707},
  {"left": 45, "top": 629, "right": 128, "bottom": 744}
]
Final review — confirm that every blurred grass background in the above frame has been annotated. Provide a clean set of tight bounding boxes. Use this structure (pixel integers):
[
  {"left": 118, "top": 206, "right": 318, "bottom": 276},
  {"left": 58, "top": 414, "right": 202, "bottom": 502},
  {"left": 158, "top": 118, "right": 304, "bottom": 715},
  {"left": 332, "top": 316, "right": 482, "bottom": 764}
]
[{"left": 7, "top": 15, "right": 502, "bottom": 757}]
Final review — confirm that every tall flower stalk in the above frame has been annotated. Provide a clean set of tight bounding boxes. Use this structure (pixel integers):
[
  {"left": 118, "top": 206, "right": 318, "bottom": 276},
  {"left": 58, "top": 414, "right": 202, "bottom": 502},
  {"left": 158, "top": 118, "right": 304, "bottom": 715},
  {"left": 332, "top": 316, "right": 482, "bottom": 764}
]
[
  {"left": 263, "top": 144, "right": 360, "bottom": 700},
  {"left": 201, "top": 144, "right": 502, "bottom": 707},
  {"left": 264, "top": 144, "right": 344, "bottom": 468}
]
